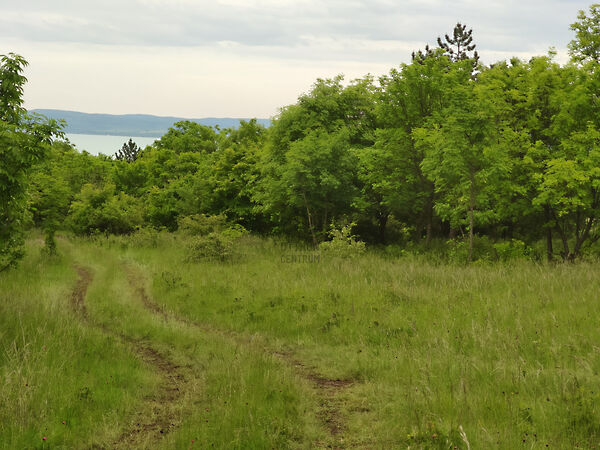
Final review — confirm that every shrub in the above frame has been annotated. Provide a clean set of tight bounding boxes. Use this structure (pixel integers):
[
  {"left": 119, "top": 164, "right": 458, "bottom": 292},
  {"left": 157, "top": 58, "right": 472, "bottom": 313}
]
[
  {"left": 183, "top": 216, "right": 248, "bottom": 262},
  {"left": 186, "top": 227, "right": 247, "bottom": 262},
  {"left": 493, "top": 239, "right": 532, "bottom": 262},
  {"left": 128, "top": 227, "right": 162, "bottom": 248},
  {"left": 178, "top": 214, "right": 228, "bottom": 236},
  {"left": 319, "top": 222, "right": 366, "bottom": 258},
  {"left": 447, "top": 235, "right": 495, "bottom": 264},
  {"left": 69, "top": 184, "right": 143, "bottom": 235}
]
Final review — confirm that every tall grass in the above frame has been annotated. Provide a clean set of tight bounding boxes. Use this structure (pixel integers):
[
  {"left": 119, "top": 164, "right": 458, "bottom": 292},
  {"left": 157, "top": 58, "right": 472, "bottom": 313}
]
[
  {"left": 2, "top": 234, "right": 600, "bottom": 448},
  {"left": 115, "top": 234, "right": 600, "bottom": 448},
  {"left": 0, "top": 240, "right": 156, "bottom": 448}
]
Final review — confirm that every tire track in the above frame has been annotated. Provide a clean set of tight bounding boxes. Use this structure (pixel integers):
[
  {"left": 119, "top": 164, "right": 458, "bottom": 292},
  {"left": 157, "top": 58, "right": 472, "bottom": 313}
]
[
  {"left": 70, "top": 266, "right": 189, "bottom": 448},
  {"left": 125, "top": 264, "right": 355, "bottom": 445},
  {"left": 272, "top": 350, "right": 353, "bottom": 438}
]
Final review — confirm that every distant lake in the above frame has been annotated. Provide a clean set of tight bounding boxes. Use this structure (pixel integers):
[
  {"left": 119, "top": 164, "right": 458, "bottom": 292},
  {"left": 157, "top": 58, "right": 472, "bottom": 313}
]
[{"left": 65, "top": 133, "right": 158, "bottom": 156}]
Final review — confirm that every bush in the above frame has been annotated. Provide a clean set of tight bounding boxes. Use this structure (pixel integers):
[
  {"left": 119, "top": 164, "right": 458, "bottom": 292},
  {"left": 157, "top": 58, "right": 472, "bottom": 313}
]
[
  {"left": 447, "top": 235, "right": 495, "bottom": 264},
  {"left": 493, "top": 239, "right": 532, "bottom": 262},
  {"left": 178, "top": 214, "right": 228, "bottom": 236},
  {"left": 69, "top": 184, "right": 143, "bottom": 235},
  {"left": 319, "top": 222, "right": 366, "bottom": 258},
  {"left": 182, "top": 215, "right": 248, "bottom": 262},
  {"left": 128, "top": 227, "right": 163, "bottom": 248},
  {"left": 186, "top": 227, "right": 247, "bottom": 262}
]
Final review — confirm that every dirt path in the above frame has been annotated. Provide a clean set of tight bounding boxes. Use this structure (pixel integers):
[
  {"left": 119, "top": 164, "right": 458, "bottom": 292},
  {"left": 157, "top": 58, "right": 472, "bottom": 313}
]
[
  {"left": 125, "top": 264, "right": 355, "bottom": 446},
  {"left": 111, "top": 343, "right": 187, "bottom": 449},
  {"left": 71, "top": 266, "right": 92, "bottom": 319},
  {"left": 70, "top": 266, "right": 190, "bottom": 448},
  {"left": 273, "top": 351, "right": 353, "bottom": 438}
]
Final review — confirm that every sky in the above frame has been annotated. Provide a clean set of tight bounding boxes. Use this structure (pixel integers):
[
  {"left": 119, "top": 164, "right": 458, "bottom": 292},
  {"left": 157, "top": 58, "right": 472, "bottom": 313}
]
[{"left": 1, "top": 0, "right": 592, "bottom": 118}]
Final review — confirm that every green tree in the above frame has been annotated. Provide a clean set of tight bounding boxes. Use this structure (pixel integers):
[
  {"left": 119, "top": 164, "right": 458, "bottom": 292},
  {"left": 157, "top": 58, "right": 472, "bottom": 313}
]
[
  {"left": 532, "top": 125, "right": 600, "bottom": 260},
  {"left": 203, "top": 120, "right": 267, "bottom": 229},
  {"left": 0, "top": 53, "right": 62, "bottom": 270},
  {"left": 415, "top": 60, "right": 511, "bottom": 262},
  {"left": 569, "top": 4, "right": 600, "bottom": 64},
  {"left": 437, "top": 23, "right": 479, "bottom": 63},
  {"left": 115, "top": 138, "right": 141, "bottom": 162},
  {"left": 377, "top": 51, "right": 449, "bottom": 242},
  {"left": 155, "top": 121, "right": 219, "bottom": 153},
  {"left": 69, "top": 183, "right": 143, "bottom": 235},
  {"left": 259, "top": 130, "right": 357, "bottom": 244},
  {"left": 475, "top": 56, "right": 566, "bottom": 260},
  {"left": 260, "top": 76, "right": 375, "bottom": 241}
]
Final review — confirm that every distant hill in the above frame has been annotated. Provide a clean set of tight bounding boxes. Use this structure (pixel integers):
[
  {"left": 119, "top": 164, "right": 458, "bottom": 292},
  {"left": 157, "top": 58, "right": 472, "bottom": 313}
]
[{"left": 31, "top": 109, "right": 271, "bottom": 138}]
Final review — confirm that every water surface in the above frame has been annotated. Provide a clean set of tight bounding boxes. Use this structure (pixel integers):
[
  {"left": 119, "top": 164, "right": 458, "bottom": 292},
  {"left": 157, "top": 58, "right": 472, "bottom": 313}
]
[{"left": 65, "top": 133, "right": 157, "bottom": 156}]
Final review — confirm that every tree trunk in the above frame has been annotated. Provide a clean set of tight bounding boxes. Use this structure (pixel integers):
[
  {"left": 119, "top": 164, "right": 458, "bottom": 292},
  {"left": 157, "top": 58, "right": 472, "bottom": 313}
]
[
  {"left": 573, "top": 216, "right": 595, "bottom": 259},
  {"left": 378, "top": 213, "right": 388, "bottom": 245},
  {"left": 468, "top": 176, "right": 475, "bottom": 263},
  {"left": 302, "top": 192, "right": 318, "bottom": 248},
  {"left": 425, "top": 194, "right": 434, "bottom": 246},
  {"left": 545, "top": 206, "right": 553, "bottom": 262},
  {"left": 557, "top": 223, "right": 571, "bottom": 262},
  {"left": 415, "top": 222, "right": 424, "bottom": 242},
  {"left": 546, "top": 227, "right": 553, "bottom": 262}
]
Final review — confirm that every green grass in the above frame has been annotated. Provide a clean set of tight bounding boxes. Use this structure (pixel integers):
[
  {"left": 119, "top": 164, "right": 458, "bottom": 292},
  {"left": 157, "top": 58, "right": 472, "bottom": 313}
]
[
  {"left": 2, "top": 233, "right": 600, "bottom": 448},
  {"left": 0, "top": 240, "right": 157, "bottom": 448}
]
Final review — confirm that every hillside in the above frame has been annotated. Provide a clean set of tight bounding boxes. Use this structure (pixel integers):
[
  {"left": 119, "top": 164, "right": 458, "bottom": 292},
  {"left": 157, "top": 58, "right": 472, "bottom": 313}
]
[{"left": 32, "top": 109, "right": 271, "bottom": 137}]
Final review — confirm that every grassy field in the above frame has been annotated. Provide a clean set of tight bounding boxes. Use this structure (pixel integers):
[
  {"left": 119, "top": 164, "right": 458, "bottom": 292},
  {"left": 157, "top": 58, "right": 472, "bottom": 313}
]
[{"left": 1, "top": 233, "right": 600, "bottom": 448}]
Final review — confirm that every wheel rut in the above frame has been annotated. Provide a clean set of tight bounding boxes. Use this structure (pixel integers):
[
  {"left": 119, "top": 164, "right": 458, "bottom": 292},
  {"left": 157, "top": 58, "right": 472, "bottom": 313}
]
[
  {"left": 125, "top": 264, "right": 356, "bottom": 447},
  {"left": 70, "top": 266, "right": 190, "bottom": 448}
]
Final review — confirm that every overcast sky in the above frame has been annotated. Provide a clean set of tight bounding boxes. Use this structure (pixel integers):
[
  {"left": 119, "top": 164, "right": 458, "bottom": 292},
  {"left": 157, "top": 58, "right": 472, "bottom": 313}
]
[{"left": 1, "top": 0, "right": 592, "bottom": 118}]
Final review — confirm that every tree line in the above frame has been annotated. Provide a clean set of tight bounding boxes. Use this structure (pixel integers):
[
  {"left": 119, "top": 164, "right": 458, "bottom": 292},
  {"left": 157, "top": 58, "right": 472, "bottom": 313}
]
[{"left": 2, "top": 4, "right": 600, "bottom": 269}]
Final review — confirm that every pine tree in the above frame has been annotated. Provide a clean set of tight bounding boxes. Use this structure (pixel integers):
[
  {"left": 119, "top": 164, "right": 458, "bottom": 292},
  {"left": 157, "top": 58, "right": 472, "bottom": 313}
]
[
  {"left": 411, "top": 44, "right": 435, "bottom": 64},
  {"left": 115, "top": 138, "right": 140, "bottom": 162},
  {"left": 437, "top": 23, "right": 479, "bottom": 63}
]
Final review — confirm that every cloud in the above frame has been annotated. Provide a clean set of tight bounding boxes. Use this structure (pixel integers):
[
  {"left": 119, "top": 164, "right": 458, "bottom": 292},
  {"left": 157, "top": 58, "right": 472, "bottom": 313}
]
[
  {"left": 0, "top": 0, "right": 590, "bottom": 53},
  {"left": 1, "top": 0, "right": 592, "bottom": 116}
]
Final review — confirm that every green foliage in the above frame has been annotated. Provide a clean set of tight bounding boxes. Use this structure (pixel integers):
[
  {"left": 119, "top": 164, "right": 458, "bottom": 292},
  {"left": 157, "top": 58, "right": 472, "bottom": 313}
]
[
  {"left": 127, "top": 227, "right": 163, "bottom": 248},
  {"left": 114, "top": 138, "right": 141, "bottom": 162},
  {"left": 0, "top": 53, "right": 28, "bottom": 123},
  {"left": 493, "top": 239, "right": 532, "bottom": 262},
  {"left": 260, "top": 128, "right": 358, "bottom": 241},
  {"left": 319, "top": 222, "right": 366, "bottom": 258},
  {"left": 178, "top": 213, "right": 229, "bottom": 236},
  {"left": 446, "top": 235, "right": 496, "bottom": 263},
  {"left": 13, "top": 4, "right": 600, "bottom": 262},
  {"left": 69, "top": 184, "right": 143, "bottom": 235},
  {"left": 0, "top": 53, "right": 63, "bottom": 270},
  {"left": 154, "top": 121, "right": 219, "bottom": 153},
  {"left": 415, "top": 59, "right": 513, "bottom": 261},
  {"left": 569, "top": 4, "right": 600, "bottom": 64},
  {"left": 185, "top": 225, "right": 248, "bottom": 262},
  {"left": 178, "top": 213, "right": 248, "bottom": 261}
]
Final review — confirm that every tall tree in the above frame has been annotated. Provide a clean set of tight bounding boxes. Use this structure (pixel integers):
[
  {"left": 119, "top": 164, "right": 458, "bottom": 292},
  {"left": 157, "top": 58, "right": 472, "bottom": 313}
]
[
  {"left": 437, "top": 23, "right": 480, "bottom": 63},
  {"left": 0, "top": 53, "right": 62, "bottom": 269},
  {"left": 415, "top": 60, "right": 511, "bottom": 262},
  {"left": 569, "top": 3, "right": 600, "bottom": 64},
  {"left": 259, "top": 76, "right": 375, "bottom": 241},
  {"left": 115, "top": 138, "right": 141, "bottom": 162},
  {"left": 377, "top": 51, "right": 450, "bottom": 243}
]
